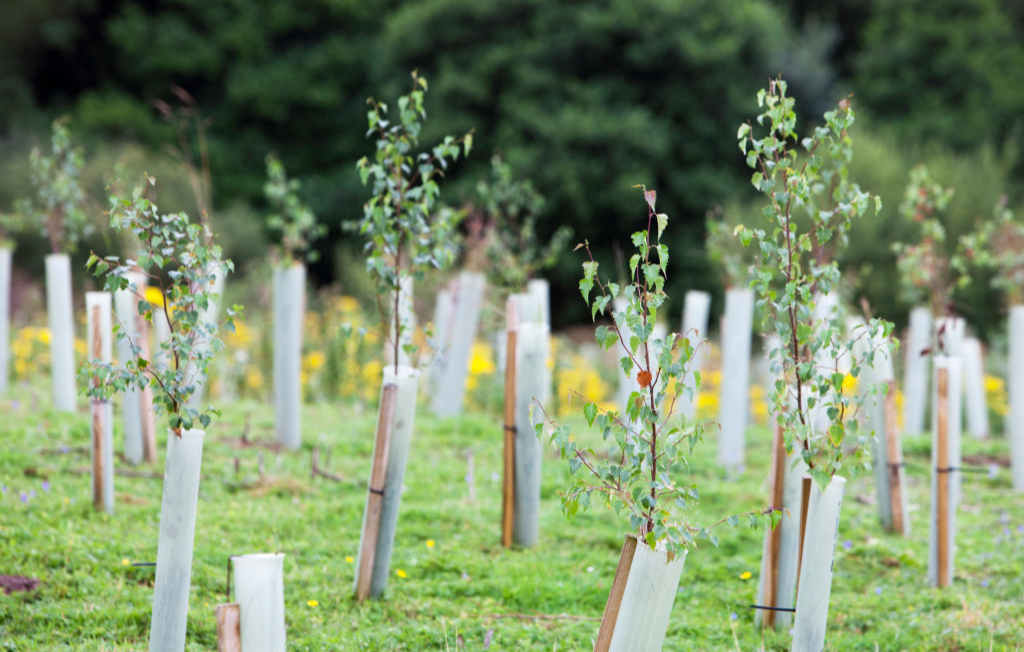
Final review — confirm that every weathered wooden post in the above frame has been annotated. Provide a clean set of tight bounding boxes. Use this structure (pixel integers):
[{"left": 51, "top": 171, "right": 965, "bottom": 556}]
[
  {"left": 718, "top": 288, "right": 754, "bottom": 470},
  {"left": 273, "top": 263, "right": 305, "bottom": 450},
  {"left": 929, "top": 356, "right": 961, "bottom": 588},
  {"left": 501, "top": 299, "right": 517, "bottom": 548},
  {"left": 46, "top": 253, "right": 76, "bottom": 412},
  {"left": 903, "top": 307, "right": 932, "bottom": 435},
  {"left": 215, "top": 603, "right": 241, "bottom": 652},
  {"left": 679, "top": 290, "right": 711, "bottom": 421},
  {"left": 86, "top": 292, "right": 114, "bottom": 514}
]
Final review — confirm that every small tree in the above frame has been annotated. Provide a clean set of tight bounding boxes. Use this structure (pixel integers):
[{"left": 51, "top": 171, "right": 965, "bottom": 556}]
[
  {"left": 468, "top": 154, "right": 571, "bottom": 291},
  {"left": 354, "top": 71, "right": 472, "bottom": 367},
  {"left": 264, "top": 154, "right": 325, "bottom": 265},
  {"left": 82, "top": 175, "right": 239, "bottom": 434},
  {"left": 16, "top": 118, "right": 91, "bottom": 254},
  {"left": 537, "top": 187, "right": 766, "bottom": 556},
  {"left": 736, "top": 78, "right": 893, "bottom": 487},
  {"left": 957, "top": 196, "right": 1024, "bottom": 304}
]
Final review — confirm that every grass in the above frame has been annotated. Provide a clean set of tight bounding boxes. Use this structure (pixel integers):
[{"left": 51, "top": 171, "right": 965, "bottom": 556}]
[{"left": 1, "top": 379, "right": 1023, "bottom": 651}]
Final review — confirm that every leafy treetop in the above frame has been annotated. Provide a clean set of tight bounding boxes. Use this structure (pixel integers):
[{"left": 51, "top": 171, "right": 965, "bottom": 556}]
[
  {"left": 82, "top": 175, "right": 240, "bottom": 435},
  {"left": 891, "top": 165, "right": 965, "bottom": 318},
  {"left": 468, "top": 154, "right": 572, "bottom": 291},
  {"left": 537, "top": 187, "right": 771, "bottom": 557},
  {"left": 354, "top": 71, "right": 472, "bottom": 367},
  {"left": 956, "top": 196, "right": 1024, "bottom": 304},
  {"left": 736, "top": 78, "right": 893, "bottom": 488},
  {"left": 264, "top": 153, "right": 325, "bottom": 265},
  {"left": 16, "top": 117, "right": 91, "bottom": 254}
]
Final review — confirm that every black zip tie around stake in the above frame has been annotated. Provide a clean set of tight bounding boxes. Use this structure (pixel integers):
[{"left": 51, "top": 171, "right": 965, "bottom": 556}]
[
  {"left": 369, "top": 487, "right": 385, "bottom": 496},
  {"left": 131, "top": 562, "right": 156, "bottom": 567},
  {"left": 750, "top": 604, "right": 796, "bottom": 613},
  {"left": 503, "top": 425, "right": 517, "bottom": 433}
]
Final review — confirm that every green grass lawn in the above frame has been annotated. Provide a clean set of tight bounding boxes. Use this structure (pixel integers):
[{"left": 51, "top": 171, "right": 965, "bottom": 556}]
[{"left": 1, "top": 381, "right": 1023, "bottom": 651}]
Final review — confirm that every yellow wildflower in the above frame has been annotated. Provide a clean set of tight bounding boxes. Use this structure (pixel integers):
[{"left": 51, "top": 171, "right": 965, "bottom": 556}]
[
  {"left": 395, "top": 569, "right": 408, "bottom": 579},
  {"left": 307, "top": 600, "right": 319, "bottom": 607},
  {"left": 739, "top": 571, "right": 752, "bottom": 580}
]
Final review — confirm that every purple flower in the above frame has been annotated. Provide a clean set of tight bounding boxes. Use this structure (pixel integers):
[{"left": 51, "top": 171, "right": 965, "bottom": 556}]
[
  {"left": 981, "top": 579, "right": 990, "bottom": 588},
  {"left": 483, "top": 629, "right": 494, "bottom": 649},
  {"left": 988, "top": 464, "right": 999, "bottom": 479},
  {"left": 29, "top": 490, "right": 36, "bottom": 499},
  {"left": 41, "top": 481, "right": 51, "bottom": 492},
  {"left": 61, "top": 445, "right": 69, "bottom": 454},
  {"left": 730, "top": 612, "right": 738, "bottom": 621},
  {"left": 1017, "top": 525, "right": 1024, "bottom": 534},
  {"left": 19, "top": 492, "right": 28, "bottom": 503},
  {"left": 1, "top": 484, "right": 7, "bottom": 494},
  {"left": 875, "top": 587, "right": 882, "bottom": 595},
  {"left": 843, "top": 540, "right": 853, "bottom": 550},
  {"left": 11, "top": 400, "right": 19, "bottom": 410},
  {"left": 1003, "top": 527, "right": 1012, "bottom": 537}
]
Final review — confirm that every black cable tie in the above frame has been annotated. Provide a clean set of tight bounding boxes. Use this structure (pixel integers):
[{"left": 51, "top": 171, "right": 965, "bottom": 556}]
[
  {"left": 749, "top": 604, "right": 796, "bottom": 613},
  {"left": 503, "top": 425, "right": 517, "bottom": 433},
  {"left": 936, "top": 467, "right": 956, "bottom": 474},
  {"left": 131, "top": 562, "right": 156, "bottom": 567},
  {"left": 369, "top": 487, "right": 385, "bottom": 496}
]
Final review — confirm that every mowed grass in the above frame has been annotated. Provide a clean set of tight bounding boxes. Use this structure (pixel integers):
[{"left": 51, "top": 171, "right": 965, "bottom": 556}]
[{"left": 1, "top": 379, "right": 1023, "bottom": 651}]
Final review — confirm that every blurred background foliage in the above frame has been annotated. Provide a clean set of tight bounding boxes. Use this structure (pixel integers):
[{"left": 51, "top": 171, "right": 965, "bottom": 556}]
[{"left": 1, "top": 0, "right": 1022, "bottom": 337}]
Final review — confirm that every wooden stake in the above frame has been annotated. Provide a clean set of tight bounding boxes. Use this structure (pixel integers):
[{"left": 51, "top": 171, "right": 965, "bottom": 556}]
[
  {"left": 355, "top": 383, "right": 398, "bottom": 601},
  {"left": 884, "top": 379, "right": 906, "bottom": 534},
  {"left": 762, "top": 421, "right": 786, "bottom": 628},
  {"left": 502, "top": 299, "right": 518, "bottom": 548},
  {"left": 90, "top": 304, "right": 106, "bottom": 511},
  {"left": 795, "top": 476, "right": 811, "bottom": 595},
  {"left": 215, "top": 603, "right": 241, "bottom": 652},
  {"left": 936, "top": 367, "right": 950, "bottom": 588},
  {"left": 594, "top": 534, "right": 638, "bottom": 652}
]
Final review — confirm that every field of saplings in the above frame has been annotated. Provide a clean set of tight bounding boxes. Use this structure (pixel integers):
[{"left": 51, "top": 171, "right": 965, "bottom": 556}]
[{"left": 2, "top": 67, "right": 1024, "bottom": 652}]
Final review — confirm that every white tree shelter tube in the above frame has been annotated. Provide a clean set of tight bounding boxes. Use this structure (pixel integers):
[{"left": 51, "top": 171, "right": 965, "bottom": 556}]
[
  {"left": 232, "top": 553, "right": 286, "bottom": 652},
  {"left": 513, "top": 323, "right": 548, "bottom": 548},
  {"left": 0, "top": 247, "right": 11, "bottom": 395},
  {"left": 46, "top": 253, "right": 76, "bottom": 412},
  {"left": 791, "top": 475, "right": 846, "bottom": 652},
  {"left": 929, "top": 356, "right": 962, "bottom": 587},
  {"left": 679, "top": 290, "right": 711, "bottom": 421},
  {"left": 114, "top": 280, "right": 144, "bottom": 465},
  {"left": 86, "top": 292, "right": 114, "bottom": 514},
  {"left": 189, "top": 262, "right": 227, "bottom": 410},
  {"left": 355, "top": 365, "right": 420, "bottom": 599},
  {"left": 1010, "top": 306, "right": 1024, "bottom": 491},
  {"left": 273, "top": 263, "right": 305, "bottom": 450},
  {"left": 149, "top": 429, "right": 205, "bottom": 652},
  {"left": 600, "top": 537, "right": 686, "bottom": 652},
  {"left": 430, "top": 272, "right": 484, "bottom": 417},
  {"left": 718, "top": 288, "right": 754, "bottom": 470},
  {"left": 962, "top": 337, "right": 989, "bottom": 439},
  {"left": 755, "top": 452, "right": 805, "bottom": 630},
  {"left": 903, "top": 307, "right": 932, "bottom": 435}
]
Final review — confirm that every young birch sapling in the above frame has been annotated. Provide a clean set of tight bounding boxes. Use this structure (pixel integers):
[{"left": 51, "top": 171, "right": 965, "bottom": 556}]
[
  {"left": 735, "top": 78, "right": 894, "bottom": 489},
  {"left": 16, "top": 118, "right": 91, "bottom": 254},
  {"left": 891, "top": 167, "right": 960, "bottom": 316},
  {"left": 537, "top": 188, "right": 770, "bottom": 556},
  {"left": 469, "top": 154, "right": 572, "bottom": 292},
  {"left": 264, "top": 154, "right": 325, "bottom": 264},
  {"left": 81, "top": 176, "right": 239, "bottom": 434},
  {"left": 354, "top": 71, "right": 472, "bottom": 366},
  {"left": 956, "top": 197, "right": 1022, "bottom": 304}
]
